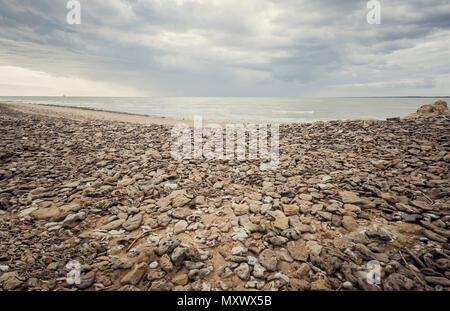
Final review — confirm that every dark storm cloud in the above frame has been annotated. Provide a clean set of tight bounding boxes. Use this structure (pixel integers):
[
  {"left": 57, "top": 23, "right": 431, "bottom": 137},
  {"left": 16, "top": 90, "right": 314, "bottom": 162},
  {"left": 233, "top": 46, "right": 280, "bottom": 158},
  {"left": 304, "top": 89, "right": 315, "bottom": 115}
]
[{"left": 0, "top": 0, "right": 449, "bottom": 96}]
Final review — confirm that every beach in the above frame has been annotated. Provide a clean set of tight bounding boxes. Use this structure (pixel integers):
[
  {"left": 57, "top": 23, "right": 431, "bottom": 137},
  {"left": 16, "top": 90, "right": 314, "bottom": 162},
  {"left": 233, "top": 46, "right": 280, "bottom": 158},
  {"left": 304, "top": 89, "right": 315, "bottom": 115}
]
[
  {"left": 2, "top": 101, "right": 195, "bottom": 126},
  {"left": 0, "top": 101, "right": 449, "bottom": 291}
]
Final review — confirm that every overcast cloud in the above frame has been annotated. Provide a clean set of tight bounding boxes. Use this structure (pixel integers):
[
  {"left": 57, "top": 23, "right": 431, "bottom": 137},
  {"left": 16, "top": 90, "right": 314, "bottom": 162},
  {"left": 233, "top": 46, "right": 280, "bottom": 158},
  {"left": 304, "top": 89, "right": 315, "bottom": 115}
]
[{"left": 0, "top": 0, "right": 449, "bottom": 96}]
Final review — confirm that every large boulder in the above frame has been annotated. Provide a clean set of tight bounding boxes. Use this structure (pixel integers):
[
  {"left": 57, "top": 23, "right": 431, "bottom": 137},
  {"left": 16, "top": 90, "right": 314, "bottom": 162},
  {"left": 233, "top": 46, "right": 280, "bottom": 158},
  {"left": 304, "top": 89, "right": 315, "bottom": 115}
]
[{"left": 415, "top": 100, "right": 448, "bottom": 116}]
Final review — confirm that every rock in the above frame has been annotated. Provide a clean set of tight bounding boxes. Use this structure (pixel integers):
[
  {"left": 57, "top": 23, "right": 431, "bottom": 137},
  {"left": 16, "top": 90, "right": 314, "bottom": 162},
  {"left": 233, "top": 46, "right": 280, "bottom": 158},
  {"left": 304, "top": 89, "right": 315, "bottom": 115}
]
[
  {"left": 157, "top": 214, "right": 171, "bottom": 227},
  {"left": 342, "top": 215, "right": 358, "bottom": 231},
  {"left": 258, "top": 249, "right": 278, "bottom": 271},
  {"left": 31, "top": 207, "right": 65, "bottom": 221},
  {"left": 157, "top": 238, "right": 181, "bottom": 255},
  {"left": 318, "top": 211, "right": 332, "bottom": 221},
  {"left": 2, "top": 274, "right": 23, "bottom": 290},
  {"left": 299, "top": 194, "right": 313, "bottom": 201},
  {"left": 160, "top": 254, "right": 174, "bottom": 272},
  {"left": 150, "top": 279, "right": 173, "bottom": 291},
  {"left": 423, "top": 276, "right": 450, "bottom": 286},
  {"left": 118, "top": 176, "right": 133, "bottom": 187},
  {"left": 344, "top": 204, "right": 361, "bottom": 214},
  {"left": 149, "top": 261, "right": 159, "bottom": 269},
  {"left": 172, "top": 194, "right": 191, "bottom": 208},
  {"left": 62, "top": 212, "right": 86, "bottom": 228},
  {"left": 310, "top": 278, "right": 331, "bottom": 291},
  {"left": 380, "top": 192, "right": 398, "bottom": 204},
  {"left": 290, "top": 278, "right": 310, "bottom": 291},
  {"left": 18, "top": 207, "right": 38, "bottom": 218},
  {"left": 102, "top": 219, "right": 126, "bottom": 231},
  {"left": 342, "top": 281, "right": 353, "bottom": 290},
  {"left": 331, "top": 214, "right": 342, "bottom": 227},
  {"left": 253, "top": 264, "right": 266, "bottom": 278},
  {"left": 170, "top": 247, "right": 186, "bottom": 266},
  {"left": 306, "top": 241, "right": 322, "bottom": 256},
  {"left": 339, "top": 191, "right": 362, "bottom": 204},
  {"left": 415, "top": 100, "right": 449, "bottom": 116},
  {"left": 185, "top": 246, "right": 202, "bottom": 262},
  {"left": 235, "top": 263, "right": 250, "bottom": 280},
  {"left": 121, "top": 263, "right": 148, "bottom": 285},
  {"left": 188, "top": 266, "right": 213, "bottom": 281},
  {"left": 122, "top": 214, "right": 142, "bottom": 231},
  {"left": 174, "top": 220, "right": 188, "bottom": 234},
  {"left": 147, "top": 270, "right": 165, "bottom": 281},
  {"left": 172, "top": 273, "right": 189, "bottom": 286},
  {"left": 282, "top": 204, "right": 299, "bottom": 216},
  {"left": 76, "top": 271, "right": 96, "bottom": 289},
  {"left": 274, "top": 217, "right": 289, "bottom": 230},
  {"left": 172, "top": 207, "right": 192, "bottom": 219},
  {"left": 151, "top": 150, "right": 162, "bottom": 159},
  {"left": 287, "top": 240, "right": 309, "bottom": 262},
  {"left": 239, "top": 215, "right": 265, "bottom": 233},
  {"left": 234, "top": 204, "right": 249, "bottom": 215},
  {"left": 232, "top": 246, "right": 248, "bottom": 256}
]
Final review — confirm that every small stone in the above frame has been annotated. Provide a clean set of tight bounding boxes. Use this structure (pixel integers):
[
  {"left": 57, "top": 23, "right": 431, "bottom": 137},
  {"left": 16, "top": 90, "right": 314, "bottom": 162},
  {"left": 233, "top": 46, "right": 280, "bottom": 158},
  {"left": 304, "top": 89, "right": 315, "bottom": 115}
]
[
  {"left": 234, "top": 204, "right": 249, "bottom": 216},
  {"left": 343, "top": 281, "right": 353, "bottom": 290},
  {"left": 342, "top": 216, "right": 358, "bottom": 231},
  {"left": 253, "top": 264, "right": 266, "bottom": 278},
  {"left": 310, "top": 278, "right": 331, "bottom": 291},
  {"left": 290, "top": 279, "right": 310, "bottom": 291},
  {"left": 258, "top": 249, "right": 278, "bottom": 271},
  {"left": 76, "top": 271, "right": 96, "bottom": 289},
  {"left": 62, "top": 212, "right": 86, "bottom": 228},
  {"left": 274, "top": 217, "right": 289, "bottom": 230},
  {"left": 172, "top": 207, "right": 192, "bottom": 219},
  {"left": 160, "top": 254, "right": 174, "bottom": 272},
  {"left": 172, "top": 194, "right": 191, "bottom": 208},
  {"left": 121, "top": 262, "right": 147, "bottom": 285},
  {"left": 282, "top": 204, "right": 299, "bottom": 216},
  {"left": 299, "top": 194, "right": 313, "bottom": 201},
  {"left": 3, "top": 275, "right": 23, "bottom": 290},
  {"left": 151, "top": 150, "right": 162, "bottom": 160},
  {"left": 174, "top": 220, "right": 188, "bottom": 234},
  {"left": 172, "top": 273, "right": 189, "bottom": 286},
  {"left": 102, "top": 219, "right": 126, "bottom": 231},
  {"left": 232, "top": 246, "right": 248, "bottom": 256},
  {"left": 122, "top": 214, "right": 142, "bottom": 231},
  {"left": 287, "top": 240, "right": 308, "bottom": 262},
  {"left": 339, "top": 191, "right": 361, "bottom": 204},
  {"left": 149, "top": 261, "right": 159, "bottom": 269},
  {"left": 235, "top": 263, "right": 250, "bottom": 280},
  {"left": 171, "top": 247, "right": 186, "bottom": 266}
]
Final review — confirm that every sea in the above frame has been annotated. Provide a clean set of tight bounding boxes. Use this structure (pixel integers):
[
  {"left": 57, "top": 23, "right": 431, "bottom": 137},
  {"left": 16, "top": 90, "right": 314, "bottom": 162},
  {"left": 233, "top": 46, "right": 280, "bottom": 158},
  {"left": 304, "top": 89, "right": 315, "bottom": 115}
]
[{"left": 0, "top": 96, "right": 445, "bottom": 123}]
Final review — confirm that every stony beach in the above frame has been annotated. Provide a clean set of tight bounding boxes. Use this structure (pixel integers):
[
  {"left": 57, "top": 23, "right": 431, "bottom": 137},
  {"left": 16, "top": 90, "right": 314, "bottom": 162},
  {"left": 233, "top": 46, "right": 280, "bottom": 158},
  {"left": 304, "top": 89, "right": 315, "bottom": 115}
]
[{"left": 0, "top": 101, "right": 449, "bottom": 291}]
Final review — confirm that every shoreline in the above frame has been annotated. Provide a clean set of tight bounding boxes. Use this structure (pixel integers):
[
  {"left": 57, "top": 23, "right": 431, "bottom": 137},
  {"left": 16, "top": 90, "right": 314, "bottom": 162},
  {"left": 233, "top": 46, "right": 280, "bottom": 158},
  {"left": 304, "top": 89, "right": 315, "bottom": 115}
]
[{"left": 1, "top": 101, "right": 195, "bottom": 126}]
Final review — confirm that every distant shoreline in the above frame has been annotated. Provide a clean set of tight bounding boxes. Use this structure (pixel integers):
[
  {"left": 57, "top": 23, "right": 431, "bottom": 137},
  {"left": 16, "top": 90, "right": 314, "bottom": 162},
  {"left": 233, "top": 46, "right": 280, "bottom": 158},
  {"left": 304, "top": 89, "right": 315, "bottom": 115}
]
[{"left": 1, "top": 101, "right": 195, "bottom": 126}]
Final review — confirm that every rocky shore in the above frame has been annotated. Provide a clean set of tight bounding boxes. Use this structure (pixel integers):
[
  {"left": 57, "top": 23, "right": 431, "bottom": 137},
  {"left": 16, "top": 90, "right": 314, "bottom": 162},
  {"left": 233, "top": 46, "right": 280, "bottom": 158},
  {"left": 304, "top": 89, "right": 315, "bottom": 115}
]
[{"left": 0, "top": 101, "right": 449, "bottom": 291}]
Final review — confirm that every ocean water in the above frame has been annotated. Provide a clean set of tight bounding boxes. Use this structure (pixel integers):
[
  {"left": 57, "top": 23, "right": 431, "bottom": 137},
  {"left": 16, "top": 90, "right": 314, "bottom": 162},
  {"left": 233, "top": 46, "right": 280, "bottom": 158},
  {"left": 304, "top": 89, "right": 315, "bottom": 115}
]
[{"left": 0, "top": 96, "right": 445, "bottom": 123}]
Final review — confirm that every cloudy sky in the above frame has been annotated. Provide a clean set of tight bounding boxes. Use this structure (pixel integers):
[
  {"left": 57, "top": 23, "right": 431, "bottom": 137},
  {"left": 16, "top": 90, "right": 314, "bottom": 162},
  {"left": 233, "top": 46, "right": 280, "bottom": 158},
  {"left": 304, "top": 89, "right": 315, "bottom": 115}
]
[{"left": 0, "top": 0, "right": 449, "bottom": 97}]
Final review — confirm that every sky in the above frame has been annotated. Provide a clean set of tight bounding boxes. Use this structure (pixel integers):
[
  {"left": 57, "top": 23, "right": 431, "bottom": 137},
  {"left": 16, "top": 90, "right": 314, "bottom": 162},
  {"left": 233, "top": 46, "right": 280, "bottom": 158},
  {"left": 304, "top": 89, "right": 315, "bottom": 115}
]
[{"left": 0, "top": 0, "right": 449, "bottom": 97}]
